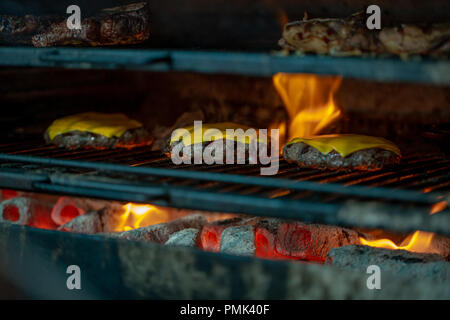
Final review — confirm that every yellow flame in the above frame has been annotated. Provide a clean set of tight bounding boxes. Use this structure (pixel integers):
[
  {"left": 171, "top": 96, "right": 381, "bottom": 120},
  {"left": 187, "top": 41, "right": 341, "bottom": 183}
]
[
  {"left": 362, "top": 198, "right": 447, "bottom": 254},
  {"left": 360, "top": 231, "right": 436, "bottom": 254},
  {"left": 272, "top": 73, "right": 342, "bottom": 143},
  {"left": 116, "top": 203, "right": 169, "bottom": 232},
  {"left": 269, "top": 121, "right": 286, "bottom": 154}
]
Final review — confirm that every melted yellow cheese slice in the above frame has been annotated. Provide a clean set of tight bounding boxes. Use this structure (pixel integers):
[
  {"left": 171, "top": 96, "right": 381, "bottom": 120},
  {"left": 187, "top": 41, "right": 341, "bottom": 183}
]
[
  {"left": 170, "top": 122, "right": 266, "bottom": 147},
  {"left": 286, "top": 134, "right": 401, "bottom": 157},
  {"left": 46, "top": 112, "right": 143, "bottom": 140}
]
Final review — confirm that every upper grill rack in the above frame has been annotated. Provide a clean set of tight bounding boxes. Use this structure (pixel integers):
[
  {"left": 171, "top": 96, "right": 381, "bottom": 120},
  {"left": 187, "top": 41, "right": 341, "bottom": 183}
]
[
  {"left": 0, "top": 47, "right": 449, "bottom": 85},
  {"left": 0, "top": 140, "right": 449, "bottom": 235}
]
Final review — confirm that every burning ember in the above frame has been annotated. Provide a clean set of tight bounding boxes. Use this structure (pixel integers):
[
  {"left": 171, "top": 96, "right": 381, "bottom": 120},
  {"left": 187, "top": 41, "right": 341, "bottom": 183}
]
[
  {"left": 0, "top": 197, "right": 56, "bottom": 229},
  {"left": 0, "top": 191, "right": 171, "bottom": 233},
  {"left": 1, "top": 189, "right": 22, "bottom": 200},
  {"left": 1, "top": 190, "right": 449, "bottom": 264},
  {"left": 272, "top": 73, "right": 342, "bottom": 143},
  {"left": 51, "top": 196, "right": 86, "bottom": 225}
]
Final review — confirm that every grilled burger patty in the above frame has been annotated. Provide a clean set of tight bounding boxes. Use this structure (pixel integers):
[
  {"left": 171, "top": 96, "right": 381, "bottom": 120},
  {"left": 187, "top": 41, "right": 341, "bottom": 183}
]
[
  {"left": 282, "top": 135, "right": 401, "bottom": 171},
  {"left": 166, "top": 139, "right": 267, "bottom": 164},
  {"left": 165, "top": 122, "right": 270, "bottom": 163},
  {"left": 44, "top": 112, "right": 152, "bottom": 150},
  {"left": 45, "top": 127, "right": 152, "bottom": 150}
]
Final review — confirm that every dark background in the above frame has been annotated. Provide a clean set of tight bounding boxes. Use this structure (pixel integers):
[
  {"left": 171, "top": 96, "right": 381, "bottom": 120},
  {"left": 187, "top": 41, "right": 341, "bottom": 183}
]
[{"left": 1, "top": 0, "right": 449, "bottom": 50}]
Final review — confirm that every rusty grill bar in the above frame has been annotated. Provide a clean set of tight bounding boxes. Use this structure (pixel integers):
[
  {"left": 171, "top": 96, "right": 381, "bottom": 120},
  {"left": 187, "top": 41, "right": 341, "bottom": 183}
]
[{"left": 0, "top": 140, "right": 449, "bottom": 235}]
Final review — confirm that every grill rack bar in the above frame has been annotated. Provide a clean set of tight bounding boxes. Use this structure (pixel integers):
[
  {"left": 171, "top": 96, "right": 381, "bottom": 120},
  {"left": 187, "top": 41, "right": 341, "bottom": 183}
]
[
  {"left": 0, "top": 152, "right": 442, "bottom": 203},
  {"left": 2, "top": 143, "right": 447, "bottom": 199},
  {"left": 0, "top": 47, "right": 449, "bottom": 85},
  {"left": 0, "top": 141, "right": 449, "bottom": 235}
]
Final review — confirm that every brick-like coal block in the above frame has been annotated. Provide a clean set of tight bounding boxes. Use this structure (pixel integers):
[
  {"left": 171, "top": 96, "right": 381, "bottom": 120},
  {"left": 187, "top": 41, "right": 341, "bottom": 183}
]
[
  {"left": 58, "top": 204, "right": 124, "bottom": 234},
  {"left": 327, "top": 245, "right": 450, "bottom": 282},
  {"left": 165, "top": 228, "right": 200, "bottom": 247},
  {"left": 199, "top": 217, "right": 364, "bottom": 261},
  {"left": 51, "top": 197, "right": 123, "bottom": 226},
  {"left": 255, "top": 218, "right": 284, "bottom": 259},
  {"left": 220, "top": 225, "right": 255, "bottom": 256},
  {"left": 51, "top": 196, "right": 86, "bottom": 226},
  {"left": 199, "top": 217, "right": 258, "bottom": 252},
  {"left": 115, "top": 214, "right": 207, "bottom": 243},
  {"left": 255, "top": 218, "right": 363, "bottom": 262},
  {"left": 0, "top": 197, "right": 56, "bottom": 229}
]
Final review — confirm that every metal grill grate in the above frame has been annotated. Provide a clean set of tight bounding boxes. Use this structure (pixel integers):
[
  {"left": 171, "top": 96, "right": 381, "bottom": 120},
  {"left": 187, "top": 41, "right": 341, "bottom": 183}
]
[{"left": 0, "top": 140, "right": 449, "bottom": 234}]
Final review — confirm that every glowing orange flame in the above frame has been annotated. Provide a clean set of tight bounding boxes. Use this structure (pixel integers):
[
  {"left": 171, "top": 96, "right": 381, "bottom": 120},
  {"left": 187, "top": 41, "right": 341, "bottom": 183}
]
[
  {"left": 362, "top": 197, "right": 448, "bottom": 254},
  {"left": 430, "top": 201, "right": 447, "bottom": 215},
  {"left": 272, "top": 73, "right": 342, "bottom": 143},
  {"left": 116, "top": 203, "right": 169, "bottom": 232},
  {"left": 360, "top": 231, "right": 437, "bottom": 254}
]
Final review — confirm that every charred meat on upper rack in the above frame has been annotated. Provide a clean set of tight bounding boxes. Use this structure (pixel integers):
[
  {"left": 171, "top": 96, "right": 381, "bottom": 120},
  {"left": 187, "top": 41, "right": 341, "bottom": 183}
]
[
  {"left": 280, "top": 11, "right": 450, "bottom": 58},
  {"left": 0, "top": 2, "right": 149, "bottom": 47}
]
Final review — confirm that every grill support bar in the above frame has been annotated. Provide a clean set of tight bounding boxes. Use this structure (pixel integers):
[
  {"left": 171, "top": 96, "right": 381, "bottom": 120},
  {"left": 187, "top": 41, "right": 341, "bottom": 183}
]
[
  {"left": 0, "top": 47, "right": 449, "bottom": 85},
  {"left": 0, "top": 153, "right": 439, "bottom": 204},
  {"left": 0, "top": 153, "right": 449, "bottom": 235}
]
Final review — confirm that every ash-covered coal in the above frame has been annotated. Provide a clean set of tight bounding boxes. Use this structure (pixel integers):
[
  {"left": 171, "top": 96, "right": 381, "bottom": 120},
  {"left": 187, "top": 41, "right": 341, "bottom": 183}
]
[{"left": 327, "top": 245, "right": 450, "bottom": 282}]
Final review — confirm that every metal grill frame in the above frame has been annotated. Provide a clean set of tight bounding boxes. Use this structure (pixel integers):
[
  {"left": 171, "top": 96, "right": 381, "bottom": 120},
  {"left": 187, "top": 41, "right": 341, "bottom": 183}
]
[
  {"left": 0, "top": 142, "right": 449, "bottom": 235},
  {"left": 0, "top": 47, "right": 449, "bottom": 85}
]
